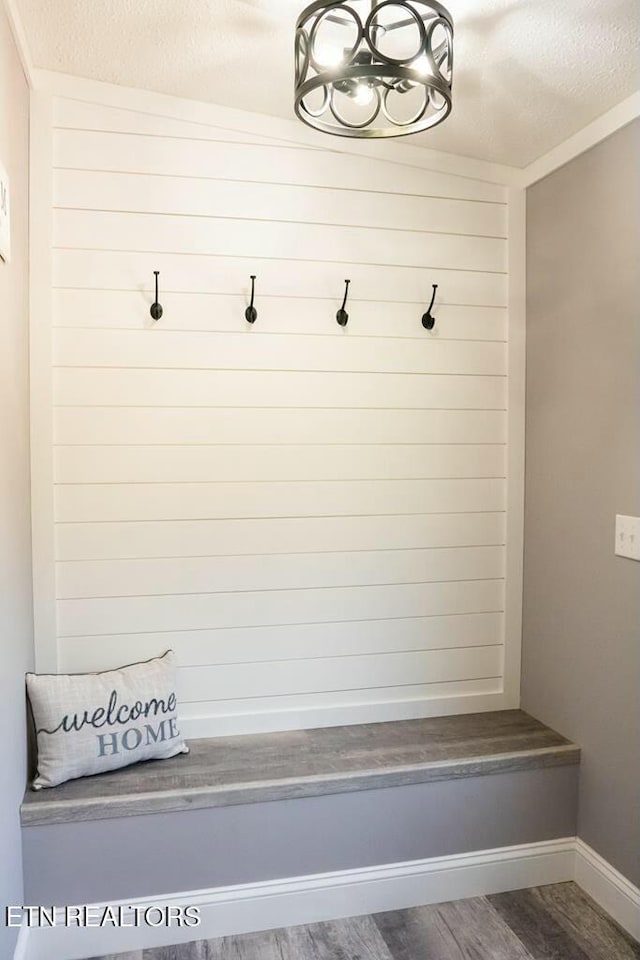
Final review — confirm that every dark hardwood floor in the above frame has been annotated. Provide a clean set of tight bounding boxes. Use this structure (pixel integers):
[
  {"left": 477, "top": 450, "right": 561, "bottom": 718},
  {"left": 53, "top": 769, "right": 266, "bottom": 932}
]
[{"left": 93, "top": 882, "right": 639, "bottom": 959}]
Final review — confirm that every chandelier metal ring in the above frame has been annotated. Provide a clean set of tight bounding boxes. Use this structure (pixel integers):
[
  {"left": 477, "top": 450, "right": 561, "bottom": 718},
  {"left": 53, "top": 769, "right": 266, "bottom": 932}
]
[
  {"left": 364, "top": 1, "right": 427, "bottom": 66},
  {"left": 424, "top": 15, "right": 453, "bottom": 82},
  {"left": 295, "top": 27, "right": 310, "bottom": 85},
  {"left": 308, "top": 5, "right": 364, "bottom": 72},
  {"left": 330, "top": 83, "right": 382, "bottom": 129},
  {"left": 301, "top": 83, "right": 331, "bottom": 118},
  {"left": 381, "top": 82, "right": 429, "bottom": 128}
]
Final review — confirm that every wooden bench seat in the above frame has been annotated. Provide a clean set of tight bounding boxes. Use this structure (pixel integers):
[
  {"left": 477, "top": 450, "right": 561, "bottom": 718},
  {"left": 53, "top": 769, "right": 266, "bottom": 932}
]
[{"left": 21, "top": 709, "right": 579, "bottom": 827}]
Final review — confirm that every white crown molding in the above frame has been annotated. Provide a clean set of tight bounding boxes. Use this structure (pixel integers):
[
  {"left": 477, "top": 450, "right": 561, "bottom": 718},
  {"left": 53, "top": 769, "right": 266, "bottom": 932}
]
[
  {"left": 32, "top": 68, "right": 520, "bottom": 188},
  {"left": 2, "top": 0, "right": 34, "bottom": 87},
  {"left": 19, "top": 838, "right": 576, "bottom": 960},
  {"left": 520, "top": 91, "right": 640, "bottom": 187},
  {"left": 575, "top": 839, "right": 640, "bottom": 942}
]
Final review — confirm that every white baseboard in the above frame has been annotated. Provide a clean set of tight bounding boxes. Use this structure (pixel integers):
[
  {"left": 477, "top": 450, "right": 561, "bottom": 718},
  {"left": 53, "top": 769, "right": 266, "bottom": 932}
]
[
  {"left": 12, "top": 918, "right": 30, "bottom": 960},
  {"left": 20, "top": 837, "right": 640, "bottom": 960},
  {"left": 574, "top": 839, "right": 640, "bottom": 941},
  {"left": 22, "top": 838, "right": 575, "bottom": 960}
]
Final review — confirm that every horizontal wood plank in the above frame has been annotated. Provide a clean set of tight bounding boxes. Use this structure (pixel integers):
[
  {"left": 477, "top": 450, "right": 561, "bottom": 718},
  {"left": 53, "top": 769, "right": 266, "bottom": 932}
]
[
  {"left": 52, "top": 128, "right": 507, "bottom": 203},
  {"left": 54, "top": 169, "right": 508, "bottom": 238},
  {"left": 54, "top": 512, "right": 506, "bottom": 561},
  {"left": 57, "top": 578, "right": 505, "bottom": 637},
  {"left": 53, "top": 368, "right": 508, "bottom": 410},
  {"left": 52, "top": 290, "right": 507, "bottom": 340},
  {"left": 54, "top": 408, "right": 507, "bottom": 446},
  {"left": 29, "top": 708, "right": 573, "bottom": 829},
  {"left": 176, "top": 678, "right": 505, "bottom": 725},
  {"left": 54, "top": 478, "right": 507, "bottom": 523},
  {"left": 175, "top": 646, "right": 504, "bottom": 702},
  {"left": 53, "top": 251, "right": 508, "bottom": 307},
  {"left": 53, "top": 96, "right": 301, "bottom": 147},
  {"left": 56, "top": 546, "right": 505, "bottom": 599},
  {"left": 57, "top": 612, "right": 505, "bottom": 671},
  {"left": 53, "top": 444, "right": 506, "bottom": 484},
  {"left": 53, "top": 328, "right": 506, "bottom": 375},
  {"left": 54, "top": 209, "right": 507, "bottom": 274}
]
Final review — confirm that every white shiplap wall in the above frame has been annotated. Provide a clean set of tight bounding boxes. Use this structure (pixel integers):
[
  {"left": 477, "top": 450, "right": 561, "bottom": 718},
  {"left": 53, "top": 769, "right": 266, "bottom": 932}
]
[{"left": 35, "top": 82, "right": 517, "bottom": 736}]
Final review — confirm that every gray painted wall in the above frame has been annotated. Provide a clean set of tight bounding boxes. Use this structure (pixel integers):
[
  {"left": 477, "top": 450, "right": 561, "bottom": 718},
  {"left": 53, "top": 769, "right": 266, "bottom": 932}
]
[
  {"left": 0, "top": 7, "right": 32, "bottom": 957},
  {"left": 522, "top": 119, "right": 640, "bottom": 886},
  {"left": 23, "top": 765, "right": 578, "bottom": 906}
]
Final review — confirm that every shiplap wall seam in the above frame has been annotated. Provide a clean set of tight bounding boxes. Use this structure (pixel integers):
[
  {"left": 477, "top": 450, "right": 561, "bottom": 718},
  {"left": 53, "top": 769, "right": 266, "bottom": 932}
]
[
  {"left": 39, "top": 90, "right": 516, "bottom": 733},
  {"left": 172, "top": 641, "right": 505, "bottom": 666},
  {"left": 54, "top": 215, "right": 507, "bottom": 245},
  {"left": 53, "top": 253, "right": 507, "bottom": 276},
  {"left": 53, "top": 175, "right": 507, "bottom": 207},
  {"left": 51, "top": 126, "right": 508, "bottom": 201}
]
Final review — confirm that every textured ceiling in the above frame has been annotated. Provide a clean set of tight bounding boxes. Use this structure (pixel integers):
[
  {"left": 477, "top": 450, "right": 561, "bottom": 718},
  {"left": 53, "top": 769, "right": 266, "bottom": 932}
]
[{"left": 16, "top": 0, "right": 640, "bottom": 167}]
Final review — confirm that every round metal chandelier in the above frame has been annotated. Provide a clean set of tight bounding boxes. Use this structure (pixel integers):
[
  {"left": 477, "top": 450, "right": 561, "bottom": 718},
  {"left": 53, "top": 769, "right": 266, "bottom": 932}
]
[{"left": 294, "top": 0, "right": 453, "bottom": 139}]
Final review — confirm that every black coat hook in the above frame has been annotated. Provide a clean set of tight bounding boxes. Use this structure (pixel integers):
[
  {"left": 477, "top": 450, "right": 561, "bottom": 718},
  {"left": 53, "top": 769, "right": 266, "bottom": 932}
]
[
  {"left": 422, "top": 284, "right": 438, "bottom": 330},
  {"left": 150, "top": 271, "right": 163, "bottom": 321},
  {"left": 336, "top": 279, "right": 351, "bottom": 327},
  {"left": 245, "top": 275, "right": 258, "bottom": 324}
]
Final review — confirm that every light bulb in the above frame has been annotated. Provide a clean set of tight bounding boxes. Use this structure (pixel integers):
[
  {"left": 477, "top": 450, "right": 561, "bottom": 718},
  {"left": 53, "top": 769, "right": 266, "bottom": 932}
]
[
  {"left": 315, "top": 47, "right": 344, "bottom": 68},
  {"left": 353, "top": 83, "right": 374, "bottom": 106}
]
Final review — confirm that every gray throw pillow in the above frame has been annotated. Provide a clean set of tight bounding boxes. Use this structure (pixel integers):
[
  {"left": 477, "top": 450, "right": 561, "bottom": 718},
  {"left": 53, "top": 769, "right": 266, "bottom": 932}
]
[{"left": 27, "top": 650, "right": 189, "bottom": 790}]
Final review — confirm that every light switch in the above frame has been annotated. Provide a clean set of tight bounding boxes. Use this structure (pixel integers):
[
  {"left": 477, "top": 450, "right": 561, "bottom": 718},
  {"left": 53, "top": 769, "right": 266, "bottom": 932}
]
[{"left": 615, "top": 515, "right": 640, "bottom": 561}]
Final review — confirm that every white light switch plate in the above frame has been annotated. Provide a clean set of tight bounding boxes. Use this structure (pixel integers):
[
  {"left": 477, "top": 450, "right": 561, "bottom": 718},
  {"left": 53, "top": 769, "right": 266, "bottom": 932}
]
[{"left": 615, "top": 515, "right": 640, "bottom": 561}]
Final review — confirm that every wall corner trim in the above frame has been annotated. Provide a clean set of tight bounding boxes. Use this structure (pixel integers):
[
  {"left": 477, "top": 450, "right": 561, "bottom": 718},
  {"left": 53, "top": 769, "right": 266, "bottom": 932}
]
[
  {"left": 503, "top": 186, "right": 526, "bottom": 706},
  {"left": 2, "top": 0, "right": 34, "bottom": 88},
  {"left": 520, "top": 91, "right": 640, "bottom": 187},
  {"left": 29, "top": 88, "right": 58, "bottom": 673},
  {"left": 574, "top": 839, "right": 640, "bottom": 942}
]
